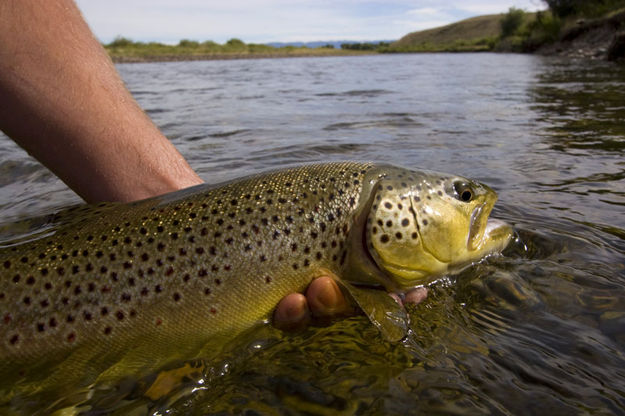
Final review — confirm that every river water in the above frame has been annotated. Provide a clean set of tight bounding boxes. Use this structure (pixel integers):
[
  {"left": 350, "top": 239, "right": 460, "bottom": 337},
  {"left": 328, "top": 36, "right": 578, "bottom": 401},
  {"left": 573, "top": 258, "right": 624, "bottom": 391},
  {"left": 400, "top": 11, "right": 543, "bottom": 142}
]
[{"left": 1, "top": 53, "right": 624, "bottom": 414}]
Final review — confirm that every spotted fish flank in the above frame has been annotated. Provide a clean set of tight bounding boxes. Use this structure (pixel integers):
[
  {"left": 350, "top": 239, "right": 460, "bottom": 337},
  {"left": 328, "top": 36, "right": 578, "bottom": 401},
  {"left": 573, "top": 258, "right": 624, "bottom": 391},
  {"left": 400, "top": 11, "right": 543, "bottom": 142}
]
[{"left": 0, "top": 162, "right": 512, "bottom": 409}]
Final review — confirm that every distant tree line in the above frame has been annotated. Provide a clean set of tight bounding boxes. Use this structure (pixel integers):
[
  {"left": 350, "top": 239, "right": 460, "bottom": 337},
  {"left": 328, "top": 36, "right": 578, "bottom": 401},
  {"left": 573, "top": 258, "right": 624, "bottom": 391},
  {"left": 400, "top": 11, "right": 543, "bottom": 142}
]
[{"left": 341, "top": 42, "right": 390, "bottom": 51}]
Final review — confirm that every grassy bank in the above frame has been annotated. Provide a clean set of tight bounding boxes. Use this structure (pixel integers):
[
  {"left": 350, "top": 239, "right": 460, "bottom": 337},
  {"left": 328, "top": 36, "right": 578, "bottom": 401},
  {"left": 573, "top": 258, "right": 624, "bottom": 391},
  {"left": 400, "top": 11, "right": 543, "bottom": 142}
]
[
  {"left": 383, "top": 1, "right": 625, "bottom": 58},
  {"left": 105, "top": 38, "right": 371, "bottom": 63},
  {"left": 386, "top": 14, "right": 506, "bottom": 53}
]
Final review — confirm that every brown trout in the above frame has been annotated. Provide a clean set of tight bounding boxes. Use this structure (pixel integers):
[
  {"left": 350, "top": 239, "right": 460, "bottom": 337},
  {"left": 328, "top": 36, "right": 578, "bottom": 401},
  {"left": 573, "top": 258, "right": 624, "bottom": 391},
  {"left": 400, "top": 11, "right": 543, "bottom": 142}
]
[{"left": 0, "top": 162, "right": 512, "bottom": 410}]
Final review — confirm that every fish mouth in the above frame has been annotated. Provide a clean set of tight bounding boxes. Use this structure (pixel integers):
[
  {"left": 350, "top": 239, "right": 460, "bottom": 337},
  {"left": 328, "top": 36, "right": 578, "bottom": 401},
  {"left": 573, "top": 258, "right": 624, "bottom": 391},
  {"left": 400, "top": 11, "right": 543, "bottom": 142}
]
[
  {"left": 468, "top": 203, "right": 512, "bottom": 254},
  {"left": 473, "top": 216, "right": 513, "bottom": 256},
  {"left": 468, "top": 203, "right": 489, "bottom": 251}
]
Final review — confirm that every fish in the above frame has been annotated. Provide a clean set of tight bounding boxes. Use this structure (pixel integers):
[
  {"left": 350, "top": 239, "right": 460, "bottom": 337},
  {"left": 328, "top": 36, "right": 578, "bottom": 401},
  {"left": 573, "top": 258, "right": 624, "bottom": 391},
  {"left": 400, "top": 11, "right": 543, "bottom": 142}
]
[{"left": 0, "top": 162, "right": 512, "bottom": 411}]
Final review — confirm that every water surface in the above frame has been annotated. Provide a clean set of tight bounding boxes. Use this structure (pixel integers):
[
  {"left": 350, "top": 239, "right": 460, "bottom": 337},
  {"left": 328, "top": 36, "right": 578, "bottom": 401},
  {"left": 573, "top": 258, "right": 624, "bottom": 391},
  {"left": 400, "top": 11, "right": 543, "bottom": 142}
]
[{"left": 1, "top": 53, "right": 624, "bottom": 415}]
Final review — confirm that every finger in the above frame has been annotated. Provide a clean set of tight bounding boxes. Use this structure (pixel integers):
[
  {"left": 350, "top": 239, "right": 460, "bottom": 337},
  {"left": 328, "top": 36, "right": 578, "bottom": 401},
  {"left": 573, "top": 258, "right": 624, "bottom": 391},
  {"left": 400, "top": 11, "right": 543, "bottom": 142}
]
[
  {"left": 305, "top": 276, "right": 352, "bottom": 318},
  {"left": 404, "top": 286, "right": 428, "bottom": 305},
  {"left": 273, "top": 293, "right": 311, "bottom": 330}
]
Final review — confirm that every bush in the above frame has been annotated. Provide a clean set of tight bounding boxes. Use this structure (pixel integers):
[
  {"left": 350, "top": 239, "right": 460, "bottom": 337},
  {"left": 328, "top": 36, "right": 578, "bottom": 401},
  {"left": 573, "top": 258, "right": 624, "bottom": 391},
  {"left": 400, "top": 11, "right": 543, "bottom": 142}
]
[
  {"left": 107, "top": 36, "right": 134, "bottom": 48},
  {"left": 225, "top": 38, "right": 245, "bottom": 47},
  {"left": 523, "top": 10, "right": 562, "bottom": 49},
  {"left": 178, "top": 39, "right": 199, "bottom": 48},
  {"left": 501, "top": 8, "right": 526, "bottom": 38}
]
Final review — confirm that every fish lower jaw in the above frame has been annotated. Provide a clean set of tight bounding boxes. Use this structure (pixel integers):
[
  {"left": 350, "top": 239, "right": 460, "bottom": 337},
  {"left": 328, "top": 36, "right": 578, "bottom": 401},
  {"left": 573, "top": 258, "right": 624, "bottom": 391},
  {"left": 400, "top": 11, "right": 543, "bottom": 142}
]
[
  {"left": 379, "top": 262, "right": 447, "bottom": 289},
  {"left": 465, "top": 218, "right": 513, "bottom": 262}
]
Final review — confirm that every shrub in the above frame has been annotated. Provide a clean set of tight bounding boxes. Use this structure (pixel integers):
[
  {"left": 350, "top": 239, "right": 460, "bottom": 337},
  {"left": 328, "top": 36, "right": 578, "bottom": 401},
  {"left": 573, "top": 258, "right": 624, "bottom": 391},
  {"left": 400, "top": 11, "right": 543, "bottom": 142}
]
[
  {"left": 178, "top": 39, "right": 199, "bottom": 48},
  {"left": 501, "top": 7, "right": 526, "bottom": 38},
  {"left": 522, "top": 11, "right": 562, "bottom": 50},
  {"left": 107, "top": 36, "right": 134, "bottom": 48}
]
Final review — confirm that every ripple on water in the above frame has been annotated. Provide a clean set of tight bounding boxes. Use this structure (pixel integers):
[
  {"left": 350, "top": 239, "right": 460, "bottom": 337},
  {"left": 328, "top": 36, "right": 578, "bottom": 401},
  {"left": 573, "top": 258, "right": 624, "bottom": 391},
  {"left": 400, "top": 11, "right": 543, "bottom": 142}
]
[{"left": 1, "top": 54, "right": 624, "bottom": 414}]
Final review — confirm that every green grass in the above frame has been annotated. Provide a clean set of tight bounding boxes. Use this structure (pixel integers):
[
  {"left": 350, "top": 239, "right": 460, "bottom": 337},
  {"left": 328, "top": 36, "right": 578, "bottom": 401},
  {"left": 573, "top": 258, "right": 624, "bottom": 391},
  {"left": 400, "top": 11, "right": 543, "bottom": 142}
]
[{"left": 386, "top": 14, "right": 508, "bottom": 52}]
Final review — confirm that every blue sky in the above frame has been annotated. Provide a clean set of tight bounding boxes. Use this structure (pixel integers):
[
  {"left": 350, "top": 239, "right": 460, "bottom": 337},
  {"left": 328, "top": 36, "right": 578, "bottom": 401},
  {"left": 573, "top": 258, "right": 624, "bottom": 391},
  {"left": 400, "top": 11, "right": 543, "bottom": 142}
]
[{"left": 76, "top": 0, "right": 545, "bottom": 44}]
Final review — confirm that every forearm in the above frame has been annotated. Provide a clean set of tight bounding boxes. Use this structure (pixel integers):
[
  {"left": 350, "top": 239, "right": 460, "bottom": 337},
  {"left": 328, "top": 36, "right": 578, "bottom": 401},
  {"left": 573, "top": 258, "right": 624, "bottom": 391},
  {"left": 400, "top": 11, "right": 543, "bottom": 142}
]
[{"left": 0, "top": 0, "right": 202, "bottom": 203}]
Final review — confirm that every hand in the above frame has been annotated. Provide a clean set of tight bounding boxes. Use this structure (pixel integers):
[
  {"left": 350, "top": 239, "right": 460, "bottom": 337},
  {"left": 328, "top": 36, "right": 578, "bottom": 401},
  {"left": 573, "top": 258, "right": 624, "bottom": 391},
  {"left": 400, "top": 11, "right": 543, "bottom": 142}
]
[
  {"left": 273, "top": 276, "right": 351, "bottom": 330},
  {"left": 273, "top": 275, "right": 428, "bottom": 330}
]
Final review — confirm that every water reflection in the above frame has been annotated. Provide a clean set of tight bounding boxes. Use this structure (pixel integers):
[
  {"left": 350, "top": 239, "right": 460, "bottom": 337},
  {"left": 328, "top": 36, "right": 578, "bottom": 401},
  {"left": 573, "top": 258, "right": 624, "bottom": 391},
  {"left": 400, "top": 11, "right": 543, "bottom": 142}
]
[{"left": 531, "top": 59, "right": 625, "bottom": 153}]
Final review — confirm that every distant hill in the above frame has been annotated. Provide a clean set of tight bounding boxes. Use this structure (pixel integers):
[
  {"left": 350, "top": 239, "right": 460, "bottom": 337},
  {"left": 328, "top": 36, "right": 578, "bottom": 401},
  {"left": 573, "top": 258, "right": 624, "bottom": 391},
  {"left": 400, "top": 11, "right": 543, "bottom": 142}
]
[{"left": 391, "top": 14, "right": 507, "bottom": 51}]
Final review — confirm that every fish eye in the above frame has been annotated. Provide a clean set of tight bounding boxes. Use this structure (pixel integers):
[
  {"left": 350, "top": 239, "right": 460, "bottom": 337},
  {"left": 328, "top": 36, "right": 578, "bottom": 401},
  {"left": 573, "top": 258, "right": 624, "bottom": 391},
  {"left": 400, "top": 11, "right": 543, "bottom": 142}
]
[{"left": 453, "top": 182, "right": 474, "bottom": 203}]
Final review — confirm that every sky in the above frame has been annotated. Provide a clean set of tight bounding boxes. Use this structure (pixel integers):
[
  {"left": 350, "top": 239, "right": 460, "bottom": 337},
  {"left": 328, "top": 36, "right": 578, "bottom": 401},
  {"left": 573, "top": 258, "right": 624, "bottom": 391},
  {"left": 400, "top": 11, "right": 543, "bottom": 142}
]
[{"left": 76, "top": 0, "right": 545, "bottom": 44}]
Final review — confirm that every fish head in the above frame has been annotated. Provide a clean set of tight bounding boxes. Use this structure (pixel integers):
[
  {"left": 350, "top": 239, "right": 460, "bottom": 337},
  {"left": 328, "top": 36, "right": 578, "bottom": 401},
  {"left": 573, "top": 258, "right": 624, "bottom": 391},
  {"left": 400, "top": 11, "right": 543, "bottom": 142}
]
[{"left": 364, "top": 168, "right": 512, "bottom": 289}]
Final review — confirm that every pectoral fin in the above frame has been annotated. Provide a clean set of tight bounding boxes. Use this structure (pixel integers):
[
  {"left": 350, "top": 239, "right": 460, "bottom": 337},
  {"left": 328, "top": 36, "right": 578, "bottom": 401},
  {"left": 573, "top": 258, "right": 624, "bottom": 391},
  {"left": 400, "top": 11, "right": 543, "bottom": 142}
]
[{"left": 337, "top": 282, "right": 409, "bottom": 342}]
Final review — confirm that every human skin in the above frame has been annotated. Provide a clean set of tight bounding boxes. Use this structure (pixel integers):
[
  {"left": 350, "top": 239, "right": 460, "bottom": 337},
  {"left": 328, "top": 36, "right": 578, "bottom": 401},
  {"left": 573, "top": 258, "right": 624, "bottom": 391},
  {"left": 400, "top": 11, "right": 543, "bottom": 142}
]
[{"left": 0, "top": 0, "right": 425, "bottom": 328}]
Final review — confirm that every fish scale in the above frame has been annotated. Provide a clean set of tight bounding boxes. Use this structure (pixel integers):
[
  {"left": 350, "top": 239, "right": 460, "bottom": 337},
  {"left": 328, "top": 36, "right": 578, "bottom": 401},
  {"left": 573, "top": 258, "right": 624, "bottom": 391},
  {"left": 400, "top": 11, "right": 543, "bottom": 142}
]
[
  {"left": 0, "top": 161, "right": 512, "bottom": 412},
  {"left": 0, "top": 162, "right": 375, "bottom": 399}
]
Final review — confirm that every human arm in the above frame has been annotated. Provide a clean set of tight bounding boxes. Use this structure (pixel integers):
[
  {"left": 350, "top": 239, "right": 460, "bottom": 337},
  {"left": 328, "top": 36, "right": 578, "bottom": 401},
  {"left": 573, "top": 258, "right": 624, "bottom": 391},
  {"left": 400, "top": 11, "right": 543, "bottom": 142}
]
[{"left": 0, "top": 0, "right": 202, "bottom": 203}]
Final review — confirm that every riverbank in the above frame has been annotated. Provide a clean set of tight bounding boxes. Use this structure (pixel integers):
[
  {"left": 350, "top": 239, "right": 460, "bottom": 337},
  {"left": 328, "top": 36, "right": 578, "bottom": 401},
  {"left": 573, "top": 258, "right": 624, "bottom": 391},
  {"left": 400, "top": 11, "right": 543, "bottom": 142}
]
[
  {"left": 534, "top": 9, "right": 625, "bottom": 60},
  {"left": 110, "top": 50, "right": 374, "bottom": 63},
  {"left": 105, "top": 38, "right": 373, "bottom": 63}
]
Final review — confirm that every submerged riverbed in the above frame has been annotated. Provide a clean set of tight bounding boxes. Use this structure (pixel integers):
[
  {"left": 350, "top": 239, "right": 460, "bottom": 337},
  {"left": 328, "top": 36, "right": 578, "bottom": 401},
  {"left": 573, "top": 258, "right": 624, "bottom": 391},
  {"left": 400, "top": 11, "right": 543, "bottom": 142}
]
[{"left": 1, "top": 53, "right": 624, "bottom": 414}]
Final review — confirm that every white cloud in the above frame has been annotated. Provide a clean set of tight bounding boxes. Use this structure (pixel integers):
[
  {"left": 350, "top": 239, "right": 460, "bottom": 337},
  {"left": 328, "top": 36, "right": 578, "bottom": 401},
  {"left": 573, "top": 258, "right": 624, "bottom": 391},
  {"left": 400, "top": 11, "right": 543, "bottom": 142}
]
[{"left": 407, "top": 8, "right": 442, "bottom": 16}]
